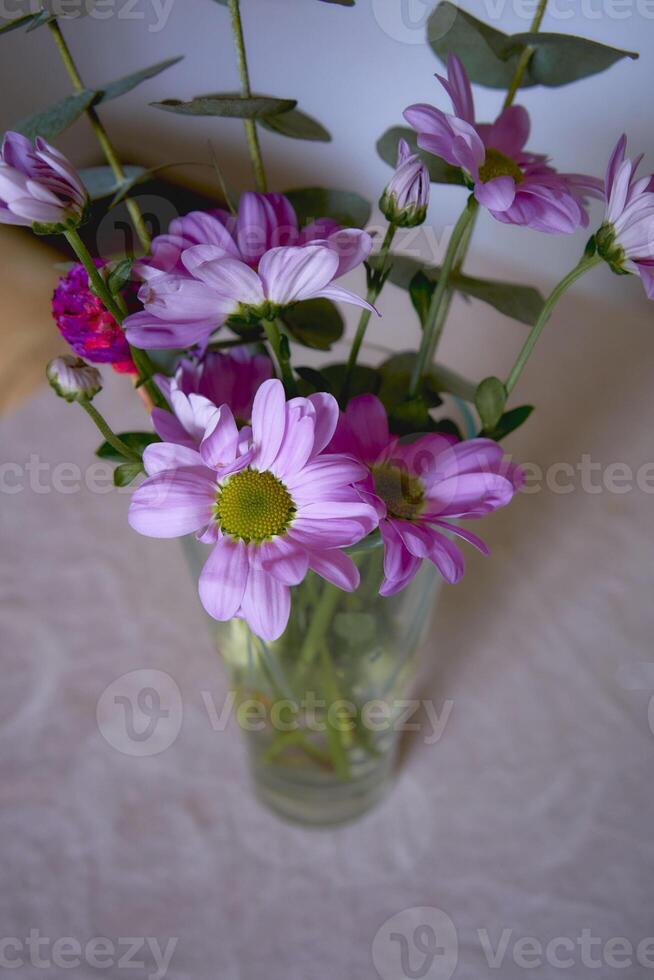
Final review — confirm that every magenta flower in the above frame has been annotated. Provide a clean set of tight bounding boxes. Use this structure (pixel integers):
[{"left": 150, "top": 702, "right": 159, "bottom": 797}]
[
  {"left": 52, "top": 261, "right": 136, "bottom": 374},
  {"left": 125, "top": 192, "right": 373, "bottom": 350},
  {"left": 152, "top": 347, "right": 273, "bottom": 447},
  {"left": 328, "top": 395, "right": 522, "bottom": 595},
  {"left": 129, "top": 379, "right": 379, "bottom": 641},
  {"left": 596, "top": 135, "right": 654, "bottom": 299},
  {"left": 380, "top": 138, "right": 430, "bottom": 228},
  {"left": 0, "top": 132, "right": 87, "bottom": 230},
  {"left": 404, "top": 55, "right": 601, "bottom": 234}
]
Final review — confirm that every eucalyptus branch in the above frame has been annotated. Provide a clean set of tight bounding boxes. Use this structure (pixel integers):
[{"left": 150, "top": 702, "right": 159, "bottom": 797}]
[
  {"left": 503, "top": 0, "right": 549, "bottom": 109},
  {"left": 227, "top": 0, "right": 267, "bottom": 193},
  {"left": 80, "top": 401, "right": 142, "bottom": 462},
  {"left": 262, "top": 318, "right": 297, "bottom": 397},
  {"left": 340, "top": 223, "right": 397, "bottom": 404},
  {"left": 47, "top": 18, "right": 152, "bottom": 253}
]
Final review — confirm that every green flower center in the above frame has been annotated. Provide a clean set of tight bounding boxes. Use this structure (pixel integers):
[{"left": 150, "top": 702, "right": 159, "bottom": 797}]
[
  {"left": 372, "top": 465, "right": 425, "bottom": 521},
  {"left": 478, "top": 148, "right": 523, "bottom": 185},
  {"left": 215, "top": 468, "right": 295, "bottom": 543}
]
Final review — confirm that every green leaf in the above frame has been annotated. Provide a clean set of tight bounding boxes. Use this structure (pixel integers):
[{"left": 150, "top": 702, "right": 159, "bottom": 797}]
[
  {"left": 0, "top": 13, "right": 40, "bottom": 34},
  {"left": 377, "top": 126, "right": 465, "bottom": 185},
  {"left": 454, "top": 273, "right": 544, "bottom": 325},
  {"left": 378, "top": 350, "right": 477, "bottom": 405},
  {"left": 409, "top": 271, "right": 433, "bottom": 327},
  {"left": 109, "top": 161, "right": 198, "bottom": 207},
  {"left": 482, "top": 404, "right": 533, "bottom": 441},
  {"left": 259, "top": 107, "right": 331, "bottom": 142},
  {"left": 475, "top": 376, "right": 507, "bottom": 431},
  {"left": 429, "top": 364, "right": 477, "bottom": 403},
  {"left": 114, "top": 462, "right": 144, "bottom": 487},
  {"left": 427, "top": 2, "right": 637, "bottom": 89},
  {"left": 375, "top": 255, "right": 544, "bottom": 326},
  {"left": 97, "top": 56, "right": 184, "bottom": 105},
  {"left": 377, "top": 352, "right": 441, "bottom": 415},
  {"left": 323, "top": 363, "right": 380, "bottom": 399},
  {"left": 284, "top": 187, "right": 371, "bottom": 229},
  {"left": 282, "top": 299, "right": 344, "bottom": 351},
  {"left": 295, "top": 366, "right": 331, "bottom": 394},
  {"left": 25, "top": 9, "right": 54, "bottom": 31},
  {"left": 15, "top": 89, "right": 98, "bottom": 141},
  {"left": 79, "top": 165, "right": 146, "bottom": 201},
  {"left": 389, "top": 395, "right": 434, "bottom": 437},
  {"left": 107, "top": 258, "right": 134, "bottom": 296},
  {"left": 96, "top": 431, "right": 159, "bottom": 464},
  {"left": 510, "top": 32, "right": 638, "bottom": 87},
  {"left": 151, "top": 95, "right": 296, "bottom": 118}
]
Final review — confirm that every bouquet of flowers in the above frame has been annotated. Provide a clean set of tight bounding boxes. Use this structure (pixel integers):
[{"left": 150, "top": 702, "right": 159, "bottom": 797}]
[{"left": 3, "top": 0, "right": 649, "bottom": 822}]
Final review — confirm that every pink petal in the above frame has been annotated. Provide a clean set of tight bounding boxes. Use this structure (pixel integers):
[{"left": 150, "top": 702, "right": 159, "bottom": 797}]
[
  {"left": 474, "top": 175, "right": 517, "bottom": 212},
  {"left": 128, "top": 468, "right": 215, "bottom": 538},
  {"left": 430, "top": 519, "right": 489, "bottom": 555},
  {"left": 239, "top": 563, "right": 291, "bottom": 641},
  {"left": 198, "top": 536, "right": 249, "bottom": 620},
  {"left": 427, "top": 528, "right": 465, "bottom": 584},
  {"left": 313, "top": 283, "right": 378, "bottom": 314},
  {"left": 325, "top": 228, "right": 373, "bottom": 277},
  {"left": 424, "top": 472, "right": 515, "bottom": 518},
  {"left": 258, "top": 245, "right": 339, "bottom": 305},
  {"left": 307, "top": 550, "right": 360, "bottom": 591},
  {"left": 257, "top": 537, "right": 309, "bottom": 586},
  {"left": 345, "top": 394, "right": 391, "bottom": 463},
  {"left": 270, "top": 414, "right": 315, "bottom": 480},
  {"left": 181, "top": 248, "right": 265, "bottom": 308},
  {"left": 485, "top": 105, "right": 530, "bottom": 158},
  {"left": 307, "top": 392, "right": 339, "bottom": 454},
  {"left": 151, "top": 408, "right": 195, "bottom": 447},
  {"left": 285, "top": 455, "right": 368, "bottom": 502},
  {"left": 200, "top": 405, "right": 239, "bottom": 469},
  {"left": 379, "top": 519, "right": 421, "bottom": 596},
  {"left": 142, "top": 442, "right": 204, "bottom": 476},
  {"left": 124, "top": 312, "right": 216, "bottom": 351},
  {"left": 250, "top": 379, "right": 287, "bottom": 470}
]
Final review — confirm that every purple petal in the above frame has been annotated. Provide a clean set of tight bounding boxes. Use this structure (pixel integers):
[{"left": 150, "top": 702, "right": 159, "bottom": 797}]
[
  {"left": 257, "top": 537, "right": 309, "bottom": 586},
  {"left": 485, "top": 105, "right": 530, "bottom": 158},
  {"left": 345, "top": 394, "right": 391, "bottom": 463},
  {"left": 424, "top": 472, "right": 515, "bottom": 518},
  {"left": 250, "top": 378, "right": 287, "bottom": 470},
  {"left": 181, "top": 249, "right": 265, "bottom": 308},
  {"left": 379, "top": 519, "right": 421, "bottom": 596},
  {"left": 142, "top": 442, "right": 204, "bottom": 476},
  {"left": 258, "top": 245, "right": 339, "bottom": 305},
  {"left": 239, "top": 564, "right": 291, "bottom": 641},
  {"left": 325, "top": 228, "right": 373, "bottom": 277},
  {"left": 198, "top": 536, "right": 249, "bottom": 620},
  {"left": 307, "top": 391, "right": 339, "bottom": 454},
  {"left": 270, "top": 414, "right": 315, "bottom": 480},
  {"left": 124, "top": 311, "right": 216, "bottom": 350},
  {"left": 151, "top": 408, "right": 195, "bottom": 447},
  {"left": 426, "top": 528, "right": 465, "bottom": 584},
  {"left": 128, "top": 468, "right": 215, "bottom": 538},
  {"left": 200, "top": 405, "right": 239, "bottom": 469},
  {"left": 474, "top": 175, "right": 517, "bottom": 212},
  {"left": 307, "top": 549, "right": 360, "bottom": 591}
]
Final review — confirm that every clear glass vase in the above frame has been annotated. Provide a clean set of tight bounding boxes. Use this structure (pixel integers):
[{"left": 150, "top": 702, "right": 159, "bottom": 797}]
[{"left": 183, "top": 537, "right": 440, "bottom": 826}]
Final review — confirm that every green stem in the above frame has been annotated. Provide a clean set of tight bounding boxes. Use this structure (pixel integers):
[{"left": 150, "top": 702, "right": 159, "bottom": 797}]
[
  {"left": 63, "top": 229, "right": 167, "bottom": 410},
  {"left": 319, "top": 642, "right": 352, "bottom": 779},
  {"left": 505, "top": 252, "right": 601, "bottom": 394},
  {"left": 298, "top": 580, "right": 342, "bottom": 670},
  {"left": 341, "top": 223, "right": 397, "bottom": 404},
  {"left": 262, "top": 318, "right": 296, "bottom": 396},
  {"left": 227, "top": 0, "right": 267, "bottom": 193},
  {"left": 80, "top": 401, "right": 142, "bottom": 461},
  {"left": 503, "top": 0, "right": 549, "bottom": 108},
  {"left": 47, "top": 18, "right": 152, "bottom": 254},
  {"left": 409, "top": 197, "right": 478, "bottom": 397}
]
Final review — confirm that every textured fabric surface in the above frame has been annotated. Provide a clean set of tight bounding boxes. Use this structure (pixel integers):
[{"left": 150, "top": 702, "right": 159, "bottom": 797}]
[{"left": 1, "top": 318, "right": 653, "bottom": 980}]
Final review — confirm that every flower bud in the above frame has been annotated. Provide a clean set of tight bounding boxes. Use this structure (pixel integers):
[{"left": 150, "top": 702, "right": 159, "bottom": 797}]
[
  {"left": 47, "top": 356, "right": 102, "bottom": 403},
  {"left": 0, "top": 132, "right": 88, "bottom": 233},
  {"left": 379, "top": 139, "right": 430, "bottom": 228}
]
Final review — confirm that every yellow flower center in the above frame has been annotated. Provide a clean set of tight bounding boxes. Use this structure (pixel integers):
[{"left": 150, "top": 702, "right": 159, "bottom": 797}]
[
  {"left": 372, "top": 465, "right": 425, "bottom": 521},
  {"left": 478, "top": 148, "right": 523, "bottom": 185},
  {"left": 215, "top": 468, "right": 295, "bottom": 543}
]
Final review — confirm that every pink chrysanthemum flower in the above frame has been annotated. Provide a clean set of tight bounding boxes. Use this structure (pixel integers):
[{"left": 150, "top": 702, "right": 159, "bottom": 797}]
[
  {"left": 152, "top": 347, "right": 273, "bottom": 447},
  {"left": 380, "top": 138, "right": 430, "bottom": 228},
  {"left": 404, "top": 55, "right": 601, "bottom": 234},
  {"left": 124, "top": 192, "right": 373, "bottom": 350},
  {"left": 596, "top": 135, "right": 654, "bottom": 299},
  {"left": 0, "top": 132, "right": 87, "bottom": 230},
  {"left": 52, "top": 261, "right": 136, "bottom": 374},
  {"left": 328, "top": 395, "right": 522, "bottom": 595},
  {"left": 129, "top": 379, "right": 379, "bottom": 641}
]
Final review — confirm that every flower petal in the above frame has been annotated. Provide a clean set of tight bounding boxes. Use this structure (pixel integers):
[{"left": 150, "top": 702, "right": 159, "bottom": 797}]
[
  {"left": 198, "top": 535, "right": 249, "bottom": 620},
  {"left": 258, "top": 245, "right": 339, "bottom": 305},
  {"left": 307, "top": 549, "right": 360, "bottom": 592},
  {"left": 250, "top": 378, "right": 287, "bottom": 470},
  {"left": 128, "top": 468, "right": 215, "bottom": 538},
  {"left": 142, "top": 442, "right": 204, "bottom": 476},
  {"left": 200, "top": 404, "right": 239, "bottom": 469},
  {"left": 239, "top": 563, "right": 291, "bottom": 641},
  {"left": 474, "top": 175, "right": 517, "bottom": 212},
  {"left": 257, "top": 537, "right": 309, "bottom": 586},
  {"left": 345, "top": 394, "right": 391, "bottom": 463}
]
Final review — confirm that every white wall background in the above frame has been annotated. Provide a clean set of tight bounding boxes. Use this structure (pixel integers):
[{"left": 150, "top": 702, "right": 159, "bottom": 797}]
[{"left": 1, "top": 0, "right": 652, "bottom": 387}]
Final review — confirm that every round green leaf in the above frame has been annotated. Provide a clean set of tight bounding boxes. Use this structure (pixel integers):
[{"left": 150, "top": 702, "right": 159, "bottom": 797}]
[{"left": 284, "top": 187, "right": 371, "bottom": 229}]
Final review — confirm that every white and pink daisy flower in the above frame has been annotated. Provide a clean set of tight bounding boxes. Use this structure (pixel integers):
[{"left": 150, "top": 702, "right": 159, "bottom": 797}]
[
  {"left": 124, "top": 192, "right": 374, "bottom": 350},
  {"left": 596, "top": 135, "right": 654, "bottom": 299},
  {"left": 129, "top": 379, "right": 379, "bottom": 641},
  {"left": 328, "top": 395, "right": 522, "bottom": 596},
  {"left": 0, "top": 132, "right": 87, "bottom": 230},
  {"left": 404, "top": 55, "right": 602, "bottom": 235}
]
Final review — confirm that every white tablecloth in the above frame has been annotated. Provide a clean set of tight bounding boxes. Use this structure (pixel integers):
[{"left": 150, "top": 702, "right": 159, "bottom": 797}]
[{"left": 2, "top": 286, "right": 654, "bottom": 978}]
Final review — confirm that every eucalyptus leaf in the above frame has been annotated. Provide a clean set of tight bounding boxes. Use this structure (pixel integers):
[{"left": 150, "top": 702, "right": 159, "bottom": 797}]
[
  {"left": 151, "top": 95, "right": 296, "bottom": 119},
  {"left": 377, "top": 126, "right": 465, "bottom": 185},
  {"left": 282, "top": 299, "right": 344, "bottom": 350},
  {"left": 113, "top": 462, "right": 144, "bottom": 487},
  {"left": 109, "top": 161, "right": 197, "bottom": 207},
  {"left": 97, "top": 56, "right": 184, "bottom": 105},
  {"left": 107, "top": 258, "right": 134, "bottom": 296},
  {"left": 284, "top": 187, "right": 371, "bottom": 229},
  {"left": 378, "top": 352, "right": 442, "bottom": 415},
  {"left": 323, "top": 363, "right": 380, "bottom": 399},
  {"left": 482, "top": 404, "right": 533, "bottom": 441},
  {"left": 96, "top": 431, "right": 159, "bottom": 464},
  {"left": 259, "top": 108, "right": 331, "bottom": 142},
  {"left": 79, "top": 165, "right": 146, "bottom": 201},
  {"left": 475, "top": 376, "right": 507, "bottom": 431},
  {"left": 296, "top": 366, "right": 331, "bottom": 393},
  {"left": 409, "top": 271, "right": 433, "bottom": 327},
  {"left": 427, "top": 2, "right": 637, "bottom": 89},
  {"left": 15, "top": 89, "right": 98, "bottom": 141}
]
